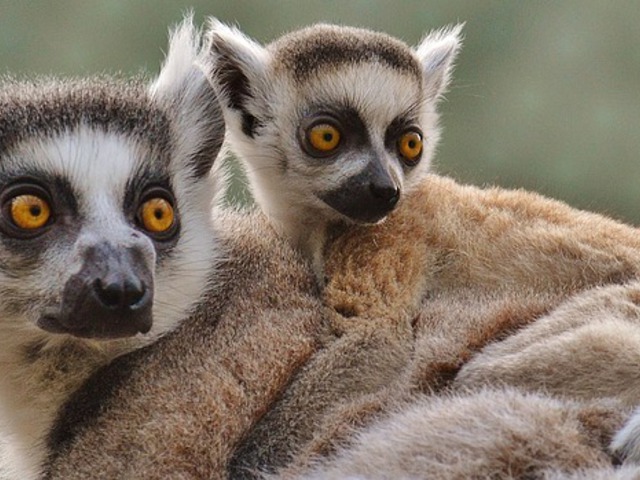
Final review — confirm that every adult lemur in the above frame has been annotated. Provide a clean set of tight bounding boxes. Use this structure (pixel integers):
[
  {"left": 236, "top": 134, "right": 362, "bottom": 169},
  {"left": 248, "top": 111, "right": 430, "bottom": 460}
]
[
  {"left": 0, "top": 20, "right": 325, "bottom": 480},
  {"left": 204, "top": 21, "right": 640, "bottom": 477},
  {"left": 0, "top": 20, "right": 225, "bottom": 478}
]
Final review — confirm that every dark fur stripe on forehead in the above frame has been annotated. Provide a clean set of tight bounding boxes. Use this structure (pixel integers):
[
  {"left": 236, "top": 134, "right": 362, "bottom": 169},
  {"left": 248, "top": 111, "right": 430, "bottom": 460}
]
[
  {"left": 0, "top": 76, "right": 171, "bottom": 156},
  {"left": 271, "top": 24, "right": 421, "bottom": 81}
]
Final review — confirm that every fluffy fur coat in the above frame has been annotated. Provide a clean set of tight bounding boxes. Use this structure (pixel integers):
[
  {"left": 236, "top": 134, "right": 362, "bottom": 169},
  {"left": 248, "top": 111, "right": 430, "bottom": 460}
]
[
  {"left": 44, "top": 211, "right": 326, "bottom": 479},
  {"left": 39, "top": 175, "right": 640, "bottom": 479},
  {"left": 230, "top": 174, "right": 640, "bottom": 478}
]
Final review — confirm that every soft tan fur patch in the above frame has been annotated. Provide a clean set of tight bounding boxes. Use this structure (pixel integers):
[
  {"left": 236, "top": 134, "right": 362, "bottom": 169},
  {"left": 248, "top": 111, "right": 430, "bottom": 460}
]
[
  {"left": 324, "top": 174, "right": 640, "bottom": 323},
  {"left": 456, "top": 281, "right": 640, "bottom": 406},
  {"left": 233, "top": 175, "right": 640, "bottom": 477}
]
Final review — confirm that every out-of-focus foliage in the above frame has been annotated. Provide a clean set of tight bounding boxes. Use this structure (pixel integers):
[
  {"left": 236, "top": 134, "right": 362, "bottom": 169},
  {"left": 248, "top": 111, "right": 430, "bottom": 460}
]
[{"left": 2, "top": 1, "right": 639, "bottom": 223}]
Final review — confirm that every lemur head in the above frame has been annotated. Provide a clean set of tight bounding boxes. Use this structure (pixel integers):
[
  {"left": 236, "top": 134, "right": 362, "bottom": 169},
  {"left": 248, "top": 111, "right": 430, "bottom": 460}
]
[
  {"left": 0, "top": 20, "right": 223, "bottom": 341},
  {"left": 206, "top": 21, "right": 461, "bottom": 245}
]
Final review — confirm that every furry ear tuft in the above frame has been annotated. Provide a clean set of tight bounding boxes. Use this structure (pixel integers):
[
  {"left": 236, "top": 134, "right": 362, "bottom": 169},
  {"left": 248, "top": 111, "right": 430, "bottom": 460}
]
[
  {"left": 151, "top": 16, "right": 224, "bottom": 179},
  {"left": 415, "top": 23, "right": 464, "bottom": 101},
  {"left": 206, "top": 19, "right": 269, "bottom": 138}
]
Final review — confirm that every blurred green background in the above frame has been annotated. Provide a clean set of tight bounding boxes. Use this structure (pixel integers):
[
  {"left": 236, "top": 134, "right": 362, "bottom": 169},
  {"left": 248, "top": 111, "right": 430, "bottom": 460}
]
[{"left": 1, "top": 1, "right": 639, "bottom": 223}]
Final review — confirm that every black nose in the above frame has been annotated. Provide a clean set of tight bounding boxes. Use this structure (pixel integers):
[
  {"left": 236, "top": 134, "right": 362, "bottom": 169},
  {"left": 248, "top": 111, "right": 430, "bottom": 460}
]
[
  {"left": 370, "top": 182, "right": 400, "bottom": 207},
  {"left": 320, "top": 154, "right": 402, "bottom": 224},
  {"left": 41, "top": 242, "right": 155, "bottom": 339},
  {"left": 93, "top": 276, "right": 147, "bottom": 310}
]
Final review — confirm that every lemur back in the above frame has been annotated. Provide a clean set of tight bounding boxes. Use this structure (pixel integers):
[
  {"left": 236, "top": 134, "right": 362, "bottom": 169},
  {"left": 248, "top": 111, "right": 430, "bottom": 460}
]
[{"left": 0, "top": 19, "right": 225, "bottom": 479}]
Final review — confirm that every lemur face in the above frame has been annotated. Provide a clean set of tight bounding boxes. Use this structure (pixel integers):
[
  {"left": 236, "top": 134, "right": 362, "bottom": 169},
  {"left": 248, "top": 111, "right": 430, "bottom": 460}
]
[
  {"left": 0, "top": 118, "right": 159, "bottom": 339},
  {"left": 275, "top": 62, "right": 425, "bottom": 224},
  {"left": 0, "top": 24, "right": 224, "bottom": 340},
  {"left": 207, "top": 22, "right": 461, "bottom": 226}
]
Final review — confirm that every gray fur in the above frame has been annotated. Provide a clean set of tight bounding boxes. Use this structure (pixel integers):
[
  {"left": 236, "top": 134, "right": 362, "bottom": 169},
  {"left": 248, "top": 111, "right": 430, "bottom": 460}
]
[
  {"left": 269, "top": 24, "right": 422, "bottom": 81},
  {"left": 0, "top": 76, "right": 169, "bottom": 156}
]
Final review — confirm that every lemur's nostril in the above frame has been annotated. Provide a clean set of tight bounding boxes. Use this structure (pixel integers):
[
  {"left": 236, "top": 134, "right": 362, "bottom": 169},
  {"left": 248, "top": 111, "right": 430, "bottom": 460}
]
[
  {"left": 370, "top": 183, "right": 400, "bottom": 205},
  {"left": 93, "top": 278, "right": 146, "bottom": 309}
]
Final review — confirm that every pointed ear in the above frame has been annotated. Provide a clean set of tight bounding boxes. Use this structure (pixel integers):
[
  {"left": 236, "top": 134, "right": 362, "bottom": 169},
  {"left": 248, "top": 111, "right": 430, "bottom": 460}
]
[
  {"left": 415, "top": 24, "right": 463, "bottom": 101},
  {"left": 150, "top": 16, "right": 224, "bottom": 178},
  {"left": 205, "top": 18, "right": 270, "bottom": 138}
]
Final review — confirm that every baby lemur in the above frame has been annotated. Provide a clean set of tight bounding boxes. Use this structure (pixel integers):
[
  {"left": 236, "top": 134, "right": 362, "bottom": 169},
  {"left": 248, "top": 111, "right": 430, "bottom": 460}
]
[
  {"left": 0, "top": 20, "right": 225, "bottom": 478},
  {"left": 204, "top": 22, "right": 640, "bottom": 477},
  {"left": 207, "top": 20, "right": 461, "bottom": 272}
]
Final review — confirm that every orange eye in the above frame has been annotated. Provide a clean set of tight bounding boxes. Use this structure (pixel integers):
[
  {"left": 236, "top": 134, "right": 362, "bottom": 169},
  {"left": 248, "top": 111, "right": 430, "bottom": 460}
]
[
  {"left": 10, "top": 194, "right": 51, "bottom": 229},
  {"left": 307, "top": 123, "right": 341, "bottom": 153},
  {"left": 139, "top": 197, "right": 175, "bottom": 233},
  {"left": 398, "top": 131, "right": 423, "bottom": 165}
]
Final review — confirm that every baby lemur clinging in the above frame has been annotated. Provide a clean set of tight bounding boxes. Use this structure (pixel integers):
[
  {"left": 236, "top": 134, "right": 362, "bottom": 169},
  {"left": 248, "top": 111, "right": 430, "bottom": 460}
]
[
  {"left": 204, "top": 22, "right": 640, "bottom": 478},
  {"left": 207, "top": 20, "right": 461, "bottom": 272},
  {"left": 13, "top": 18, "right": 640, "bottom": 479}
]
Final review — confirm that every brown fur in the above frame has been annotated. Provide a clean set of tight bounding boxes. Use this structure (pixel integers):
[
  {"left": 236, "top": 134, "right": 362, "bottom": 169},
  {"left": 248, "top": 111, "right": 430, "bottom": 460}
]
[
  {"left": 270, "top": 24, "right": 421, "bottom": 81},
  {"left": 324, "top": 174, "right": 640, "bottom": 321},
  {"left": 230, "top": 174, "right": 640, "bottom": 477},
  {"left": 455, "top": 281, "right": 640, "bottom": 405},
  {"left": 43, "top": 174, "right": 640, "bottom": 478},
  {"left": 45, "top": 211, "right": 327, "bottom": 479},
  {"left": 230, "top": 317, "right": 413, "bottom": 477}
]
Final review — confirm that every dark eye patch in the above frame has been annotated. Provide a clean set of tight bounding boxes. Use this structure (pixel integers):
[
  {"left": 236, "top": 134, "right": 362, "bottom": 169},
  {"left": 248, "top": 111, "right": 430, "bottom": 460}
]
[
  {"left": 0, "top": 171, "right": 80, "bottom": 261},
  {"left": 384, "top": 114, "right": 421, "bottom": 152},
  {"left": 299, "top": 104, "right": 369, "bottom": 157},
  {"left": 124, "top": 164, "right": 180, "bottom": 258},
  {"left": 0, "top": 170, "right": 77, "bottom": 215}
]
